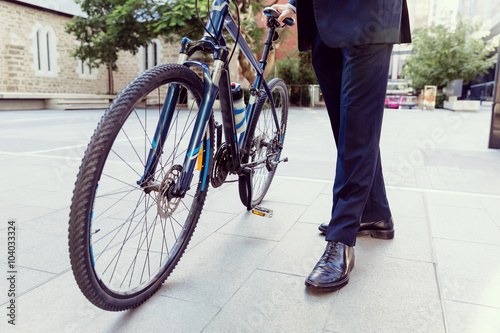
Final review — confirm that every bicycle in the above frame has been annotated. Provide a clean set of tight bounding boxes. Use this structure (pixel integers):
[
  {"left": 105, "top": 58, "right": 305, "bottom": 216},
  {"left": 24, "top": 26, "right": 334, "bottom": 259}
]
[{"left": 68, "top": 0, "right": 293, "bottom": 311}]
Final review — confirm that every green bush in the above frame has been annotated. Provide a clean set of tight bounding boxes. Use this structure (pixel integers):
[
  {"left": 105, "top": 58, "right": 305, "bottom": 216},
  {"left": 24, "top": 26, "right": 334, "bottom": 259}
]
[
  {"left": 289, "top": 86, "right": 311, "bottom": 106},
  {"left": 274, "top": 51, "right": 317, "bottom": 86},
  {"left": 273, "top": 51, "right": 318, "bottom": 106}
]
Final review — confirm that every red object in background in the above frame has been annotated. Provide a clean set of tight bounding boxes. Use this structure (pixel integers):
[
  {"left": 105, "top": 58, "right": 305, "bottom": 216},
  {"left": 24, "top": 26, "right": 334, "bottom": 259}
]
[{"left": 385, "top": 95, "right": 405, "bottom": 108}]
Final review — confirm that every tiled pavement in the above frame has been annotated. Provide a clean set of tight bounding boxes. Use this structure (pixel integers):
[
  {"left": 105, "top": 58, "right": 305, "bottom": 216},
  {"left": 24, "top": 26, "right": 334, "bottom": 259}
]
[{"left": 1, "top": 104, "right": 500, "bottom": 332}]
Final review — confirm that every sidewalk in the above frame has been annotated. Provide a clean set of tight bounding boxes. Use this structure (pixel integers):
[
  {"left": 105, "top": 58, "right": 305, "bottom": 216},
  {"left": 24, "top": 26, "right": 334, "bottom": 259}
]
[{"left": 1, "top": 105, "right": 500, "bottom": 332}]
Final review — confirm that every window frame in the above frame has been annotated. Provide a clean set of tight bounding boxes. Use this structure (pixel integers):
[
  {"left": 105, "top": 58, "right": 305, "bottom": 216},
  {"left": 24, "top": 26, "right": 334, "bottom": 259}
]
[{"left": 31, "top": 24, "right": 59, "bottom": 77}]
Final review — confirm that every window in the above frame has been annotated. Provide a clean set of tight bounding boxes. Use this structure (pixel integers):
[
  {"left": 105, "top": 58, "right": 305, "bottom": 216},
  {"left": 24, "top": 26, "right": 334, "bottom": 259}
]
[
  {"left": 31, "top": 24, "right": 59, "bottom": 77},
  {"left": 74, "top": 42, "right": 98, "bottom": 79},
  {"left": 139, "top": 39, "right": 163, "bottom": 72},
  {"left": 46, "top": 32, "right": 51, "bottom": 72},
  {"left": 36, "top": 31, "right": 41, "bottom": 71},
  {"left": 76, "top": 59, "right": 98, "bottom": 79}
]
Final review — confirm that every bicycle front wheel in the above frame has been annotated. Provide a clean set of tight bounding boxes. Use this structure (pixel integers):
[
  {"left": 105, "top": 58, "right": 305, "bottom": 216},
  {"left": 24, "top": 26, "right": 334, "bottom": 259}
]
[
  {"left": 239, "top": 78, "right": 289, "bottom": 207},
  {"left": 69, "top": 64, "right": 214, "bottom": 311}
]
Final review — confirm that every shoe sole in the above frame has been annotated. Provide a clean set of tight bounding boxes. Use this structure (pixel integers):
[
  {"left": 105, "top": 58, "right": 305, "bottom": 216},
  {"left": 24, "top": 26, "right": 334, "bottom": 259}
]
[
  {"left": 318, "top": 227, "right": 394, "bottom": 240},
  {"left": 305, "top": 262, "right": 355, "bottom": 292},
  {"left": 357, "top": 229, "right": 395, "bottom": 239}
]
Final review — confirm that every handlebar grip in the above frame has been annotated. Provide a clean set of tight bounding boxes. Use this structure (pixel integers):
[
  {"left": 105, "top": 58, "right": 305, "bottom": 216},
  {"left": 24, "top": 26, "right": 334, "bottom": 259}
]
[
  {"left": 283, "top": 17, "right": 295, "bottom": 27},
  {"left": 263, "top": 7, "right": 280, "bottom": 18},
  {"left": 263, "top": 7, "right": 295, "bottom": 27}
]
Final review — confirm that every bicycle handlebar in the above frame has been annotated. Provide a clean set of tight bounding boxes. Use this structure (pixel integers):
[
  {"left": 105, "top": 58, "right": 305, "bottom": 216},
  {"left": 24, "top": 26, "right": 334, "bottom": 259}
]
[{"left": 263, "top": 7, "right": 295, "bottom": 27}]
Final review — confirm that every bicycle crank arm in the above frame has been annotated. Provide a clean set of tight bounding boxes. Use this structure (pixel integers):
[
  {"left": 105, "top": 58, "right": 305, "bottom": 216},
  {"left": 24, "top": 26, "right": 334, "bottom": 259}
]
[{"left": 241, "top": 154, "right": 288, "bottom": 169}]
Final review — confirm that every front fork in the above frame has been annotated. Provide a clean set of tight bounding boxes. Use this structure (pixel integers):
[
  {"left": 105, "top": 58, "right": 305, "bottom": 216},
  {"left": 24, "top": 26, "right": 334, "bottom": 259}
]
[{"left": 137, "top": 56, "right": 223, "bottom": 197}]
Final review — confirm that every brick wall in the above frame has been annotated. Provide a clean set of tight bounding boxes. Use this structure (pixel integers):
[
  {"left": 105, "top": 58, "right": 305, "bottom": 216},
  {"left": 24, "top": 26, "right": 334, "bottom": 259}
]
[
  {"left": 0, "top": 1, "right": 243, "bottom": 96},
  {"left": 113, "top": 42, "right": 180, "bottom": 95},
  {"left": 0, "top": 1, "right": 181, "bottom": 95},
  {"left": 0, "top": 1, "right": 109, "bottom": 94}
]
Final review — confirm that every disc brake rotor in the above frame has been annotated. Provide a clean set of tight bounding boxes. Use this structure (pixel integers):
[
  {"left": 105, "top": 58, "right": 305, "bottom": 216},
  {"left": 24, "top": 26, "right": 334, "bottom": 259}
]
[{"left": 157, "top": 165, "right": 182, "bottom": 218}]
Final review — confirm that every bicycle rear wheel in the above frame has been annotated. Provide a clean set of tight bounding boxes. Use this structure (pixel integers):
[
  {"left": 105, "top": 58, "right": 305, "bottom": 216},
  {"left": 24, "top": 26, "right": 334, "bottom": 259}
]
[
  {"left": 69, "top": 64, "right": 214, "bottom": 311},
  {"left": 239, "top": 78, "right": 289, "bottom": 207}
]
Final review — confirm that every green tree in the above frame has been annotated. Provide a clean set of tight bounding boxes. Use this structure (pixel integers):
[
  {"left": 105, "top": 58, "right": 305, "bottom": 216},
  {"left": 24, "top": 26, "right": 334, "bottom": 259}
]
[
  {"left": 402, "top": 15, "right": 499, "bottom": 91},
  {"left": 66, "top": 0, "right": 208, "bottom": 93},
  {"left": 66, "top": 0, "right": 276, "bottom": 93}
]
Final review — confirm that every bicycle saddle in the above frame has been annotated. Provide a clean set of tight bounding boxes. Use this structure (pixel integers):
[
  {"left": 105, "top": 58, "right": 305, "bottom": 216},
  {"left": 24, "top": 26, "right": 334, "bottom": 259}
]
[{"left": 263, "top": 7, "right": 295, "bottom": 27}]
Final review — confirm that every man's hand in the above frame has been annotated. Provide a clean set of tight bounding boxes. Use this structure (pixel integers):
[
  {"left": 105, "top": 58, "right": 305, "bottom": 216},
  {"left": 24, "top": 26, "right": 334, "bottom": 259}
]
[{"left": 271, "top": 4, "right": 296, "bottom": 25}]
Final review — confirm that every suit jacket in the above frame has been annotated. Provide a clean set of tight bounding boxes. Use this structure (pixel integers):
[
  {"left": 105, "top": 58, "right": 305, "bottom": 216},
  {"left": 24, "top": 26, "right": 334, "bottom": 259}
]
[{"left": 288, "top": 0, "right": 411, "bottom": 51}]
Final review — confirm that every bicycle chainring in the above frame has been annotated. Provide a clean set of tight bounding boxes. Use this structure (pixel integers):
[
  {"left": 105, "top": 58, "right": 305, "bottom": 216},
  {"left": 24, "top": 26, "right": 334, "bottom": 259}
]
[{"left": 211, "top": 143, "right": 229, "bottom": 188}]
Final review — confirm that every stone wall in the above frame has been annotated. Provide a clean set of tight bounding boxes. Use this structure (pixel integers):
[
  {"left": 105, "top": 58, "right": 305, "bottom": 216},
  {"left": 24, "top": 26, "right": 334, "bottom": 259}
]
[
  {"left": 0, "top": 1, "right": 108, "bottom": 94},
  {"left": 0, "top": 1, "right": 180, "bottom": 95},
  {"left": 0, "top": 1, "right": 244, "bottom": 98}
]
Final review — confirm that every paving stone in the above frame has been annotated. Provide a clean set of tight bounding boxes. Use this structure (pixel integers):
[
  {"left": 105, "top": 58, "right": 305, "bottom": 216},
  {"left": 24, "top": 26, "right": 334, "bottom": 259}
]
[
  {"left": 0, "top": 266, "right": 55, "bottom": 305},
  {"left": 434, "top": 238, "right": 500, "bottom": 308},
  {"left": 217, "top": 201, "right": 306, "bottom": 241},
  {"left": 79, "top": 296, "right": 220, "bottom": 333},
  {"left": 325, "top": 256, "right": 445, "bottom": 333},
  {"left": 297, "top": 193, "right": 332, "bottom": 225},
  {"left": 1, "top": 107, "right": 500, "bottom": 332},
  {"left": 385, "top": 188, "right": 427, "bottom": 218},
  {"left": 428, "top": 205, "right": 500, "bottom": 245},
  {"left": 158, "top": 233, "right": 277, "bottom": 308},
  {"left": 0, "top": 204, "right": 56, "bottom": 228},
  {"left": 185, "top": 209, "right": 238, "bottom": 251},
  {"left": 203, "top": 182, "right": 249, "bottom": 215},
  {"left": 0, "top": 227, "right": 70, "bottom": 274},
  {"left": 479, "top": 196, "right": 500, "bottom": 227},
  {"left": 356, "top": 215, "right": 433, "bottom": 263},
  {"left": 424, "top": 192, "right": 484, "bottom": 208},
  {"left": 6, "top": 271, "right": 102, "bottom": 332},
  {"left": 264, "top": 179, "right": 328, "bottom": 206},
  {"left": 203, "top": 269, "right": 334, "bottom": 333},
  {"left": 444, "top": 300, "right": 500, "bottom": 333},
  {"left": 19, "top": 208, "right": 70, "bottom": 236},
  {"left": 259, "top": 222, "right": 328, "bottom": 277}
]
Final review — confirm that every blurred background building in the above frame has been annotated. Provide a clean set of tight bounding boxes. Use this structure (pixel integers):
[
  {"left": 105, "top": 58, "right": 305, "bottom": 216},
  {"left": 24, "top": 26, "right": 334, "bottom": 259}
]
[{"left": 1, "top": 0, "right": 498, "bottom": 109}]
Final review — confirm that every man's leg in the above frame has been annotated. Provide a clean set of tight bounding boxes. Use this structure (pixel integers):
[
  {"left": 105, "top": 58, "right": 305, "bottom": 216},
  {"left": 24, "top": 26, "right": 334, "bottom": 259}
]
[
  {"left": 311, "top": 32, "right": 342, "bottom": 146},
  {"left": 361, "top": 150, "right": 392, "bottom": 223},
  {"left": 311, "top": 35, "right": 391, "bottom": 230},
  {"left": 324, "top": 43, "right": 393, "bottom": 247},
  {"left": 305, "top": 42, "right": 393, "bottom": 291}
]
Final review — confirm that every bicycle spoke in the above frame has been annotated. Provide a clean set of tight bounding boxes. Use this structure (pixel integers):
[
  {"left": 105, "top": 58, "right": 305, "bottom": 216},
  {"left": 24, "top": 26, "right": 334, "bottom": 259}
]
[
  {"left": 110, "top": 148, "right": 143, "bottom": 178},
  {"left": 70, "top": 65, "right": 213, "bottom": 308},
  {"left": 92, "top": 184, "right": 142, "bottom": 223},
  {"left": 99, "top": 198, "right": 147, "bottom": 282},
  {"left": 120, "top": 126, "right": 146, "bottom": 167},
  {"left": 244, "top": 80, "right": 288, "bottom": 206}
]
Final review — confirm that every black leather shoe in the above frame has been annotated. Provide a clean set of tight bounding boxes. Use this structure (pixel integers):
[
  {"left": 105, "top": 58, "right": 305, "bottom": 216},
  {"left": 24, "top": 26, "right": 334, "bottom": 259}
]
[
  {"left": 305, "top": 241, "right": 354, "bottom": 291},
  {"left": 318, "top": 217, "right": 395, "bottom": 239}
]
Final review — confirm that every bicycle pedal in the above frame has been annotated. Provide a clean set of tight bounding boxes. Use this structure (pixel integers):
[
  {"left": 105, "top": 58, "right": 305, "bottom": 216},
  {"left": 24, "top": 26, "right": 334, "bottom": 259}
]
[
  {"left": 251, "top": 206, "right": 273, "bottom": 218},
  {"left": 272, "top": 157, "right": 288, "bottom": 167}
]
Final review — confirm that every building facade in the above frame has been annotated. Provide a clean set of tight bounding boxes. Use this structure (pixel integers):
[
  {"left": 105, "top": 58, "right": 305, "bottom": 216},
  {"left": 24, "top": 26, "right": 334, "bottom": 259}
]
[
  {"left": 0, "top": 0, "right": 214, "bottom": 109},
  {"left": 459, "top": 0, "right": 500, "bottom": 36}
]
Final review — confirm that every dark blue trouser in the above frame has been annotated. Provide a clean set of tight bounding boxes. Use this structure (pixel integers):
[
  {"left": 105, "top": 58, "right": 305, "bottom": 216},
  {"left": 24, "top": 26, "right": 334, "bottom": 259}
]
[{"left": 311, "top": 31, "right": 393, "bottom": 247}]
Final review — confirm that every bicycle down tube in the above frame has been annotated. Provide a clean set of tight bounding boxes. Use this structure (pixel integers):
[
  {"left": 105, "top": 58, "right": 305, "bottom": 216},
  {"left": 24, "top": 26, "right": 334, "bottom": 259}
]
[{"left": 138, "top": 0, "right": 281, "bottom": 197}]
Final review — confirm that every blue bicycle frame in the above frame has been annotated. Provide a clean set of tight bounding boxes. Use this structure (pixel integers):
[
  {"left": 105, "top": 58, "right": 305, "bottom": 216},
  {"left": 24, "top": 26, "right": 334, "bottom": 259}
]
[{"left": 138, "top": 0, "right": 281, "bottom": 199}]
